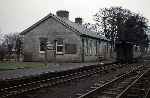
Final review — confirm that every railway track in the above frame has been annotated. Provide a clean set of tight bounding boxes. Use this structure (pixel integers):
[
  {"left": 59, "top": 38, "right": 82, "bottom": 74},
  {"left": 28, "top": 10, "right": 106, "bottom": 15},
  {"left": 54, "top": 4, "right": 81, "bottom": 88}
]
[
  {"left": 78, "top": 65, "right": 150, "bottom": 98},
  {"left": 0, "top": 63, "right": 116, "bottom": 98},
  {"left": 0, "top": 63, "right": 148, "bottom": 98},
  {"left": 117, "top": 66, "right": 150, "bottom": 98}
]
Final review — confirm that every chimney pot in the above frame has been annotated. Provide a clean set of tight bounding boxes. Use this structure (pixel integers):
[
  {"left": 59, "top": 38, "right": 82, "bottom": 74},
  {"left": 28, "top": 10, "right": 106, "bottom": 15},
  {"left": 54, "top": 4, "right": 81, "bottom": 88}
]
[
  {"left": 56, "top": 10, "right": 69, "bottom": 19},
  {"left": 75, "top": 17, "right": 82, "bottom": 24}
]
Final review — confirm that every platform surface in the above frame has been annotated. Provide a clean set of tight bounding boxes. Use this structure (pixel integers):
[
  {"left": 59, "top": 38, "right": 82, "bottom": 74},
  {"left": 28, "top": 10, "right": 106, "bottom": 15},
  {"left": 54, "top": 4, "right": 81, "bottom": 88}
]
[{"left": 0, "top": 59, "right": 115, "bottom": 81}]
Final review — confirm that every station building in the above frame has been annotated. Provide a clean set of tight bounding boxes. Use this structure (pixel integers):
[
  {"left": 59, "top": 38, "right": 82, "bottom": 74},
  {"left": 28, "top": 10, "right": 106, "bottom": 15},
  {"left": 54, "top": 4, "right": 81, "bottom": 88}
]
[{"left": 20, "top": 10, "right": 111, "bottom": 62}]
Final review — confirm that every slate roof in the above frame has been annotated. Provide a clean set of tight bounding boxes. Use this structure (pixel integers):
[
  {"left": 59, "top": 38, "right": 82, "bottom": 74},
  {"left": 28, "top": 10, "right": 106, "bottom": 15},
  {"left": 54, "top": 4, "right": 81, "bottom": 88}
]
[{"left": 20, "top": 12, "right": 108, "bottom": 40}]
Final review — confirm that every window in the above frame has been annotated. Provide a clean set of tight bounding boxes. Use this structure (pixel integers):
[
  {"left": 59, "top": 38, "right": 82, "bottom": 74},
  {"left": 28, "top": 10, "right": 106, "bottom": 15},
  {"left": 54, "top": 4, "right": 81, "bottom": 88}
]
[
  {"left": 65, "top": 44, "right": 77, "bottom": 54},
  {"left": 56, "top": 38, "right": 64, "bottom": 54},
  {"left": 96, "top": 40, "right": 100, "bottom": 55},
  {"left": 85, "top": 38, "right": 88, "bottom": 55},
  {"left": 95, "top": 40, "right": 99, "bottom": 55},
  {"left": 39, "top": 38, "right": 47, "bottom": 53},
  {"left": 82, "top": 38, "right": 88, "bottom": 55},
  {"left": 89, "top": 39, "right": 92, "bottom": 55},
  {"left": 135, "top": 46, "right": 138, "bottom": 52},
  {"left": 93, "top": 40, "right": 97, "bottom": 55}
]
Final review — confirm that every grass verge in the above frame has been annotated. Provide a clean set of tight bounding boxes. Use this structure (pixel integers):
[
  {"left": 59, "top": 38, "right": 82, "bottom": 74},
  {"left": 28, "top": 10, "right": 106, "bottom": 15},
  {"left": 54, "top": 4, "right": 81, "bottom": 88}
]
[{"left": 0, "top": 62, "right": 46, "bottom": 71}]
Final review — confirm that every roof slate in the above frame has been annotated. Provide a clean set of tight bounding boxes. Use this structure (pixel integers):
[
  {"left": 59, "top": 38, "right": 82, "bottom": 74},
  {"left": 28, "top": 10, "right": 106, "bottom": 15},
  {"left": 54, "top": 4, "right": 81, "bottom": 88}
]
[{"left": 20, "top": 12, "right": 108, "bottom": 40}]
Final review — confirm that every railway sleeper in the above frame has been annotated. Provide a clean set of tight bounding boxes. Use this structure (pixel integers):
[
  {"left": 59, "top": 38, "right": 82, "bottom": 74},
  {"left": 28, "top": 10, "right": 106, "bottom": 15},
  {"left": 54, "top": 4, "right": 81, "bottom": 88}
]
[
  {"left": 110, "top": 85, "right": 125, "bottom": 90},
  {"left": 105, "top": 88, "right": 121, "bottom": 94},
  {"left": 127, "top": 94, "right": 145, "bottom": 98},
  {"left": 131, "top": 85, "right": 145, "bottom": 89},
  {"left": 127, "top": 89, "right": 146, "bottom": 96},
  {"left": 120, "top": 80, "right": 133, "bottom": 84},
  {"left": 94, "top": 83, "right": 104, "bottom": 87},
  {"left": 129, "top": 87, "right": 146, "bottom": 93},
  {"left": 116, "top": 82, "right": 130, "bottom": 88},
  {"left": 90, "top": 86, "right": 98, "bottom": 89},
  {"left": 134, "top": 82, "right": 145, "bottom": 85},
  {"left": 75, "top": 93, "right": 83, "bottom": 97},
  {"left": 102, "top": 90, "right": 118, "bottom": 96},
  {"left": 97, "top": 94, "right": 116, "bottom": 98}
]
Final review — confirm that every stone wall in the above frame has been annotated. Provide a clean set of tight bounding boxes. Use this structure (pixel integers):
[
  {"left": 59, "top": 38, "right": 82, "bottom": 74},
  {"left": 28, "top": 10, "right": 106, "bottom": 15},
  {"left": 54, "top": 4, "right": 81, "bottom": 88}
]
[{"left": 23, "top": 17, "right": 82, "bottom": 62}]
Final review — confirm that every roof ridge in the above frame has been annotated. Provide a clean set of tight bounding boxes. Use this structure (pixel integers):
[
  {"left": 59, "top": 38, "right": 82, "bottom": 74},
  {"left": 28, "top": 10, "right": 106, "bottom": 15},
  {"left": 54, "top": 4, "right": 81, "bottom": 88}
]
[{"left": 20, "top": 12, "right": 108, "bottom": 40}]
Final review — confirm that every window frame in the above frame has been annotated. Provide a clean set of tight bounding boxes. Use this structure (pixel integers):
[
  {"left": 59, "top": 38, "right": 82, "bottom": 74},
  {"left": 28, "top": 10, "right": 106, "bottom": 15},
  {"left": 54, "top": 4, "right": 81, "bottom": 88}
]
[
  {"left": 39, "top": 37, "right": 47, "bottom": 53},
  {"left": 56, "top": 39, "right": 64, "bottom": 55}
]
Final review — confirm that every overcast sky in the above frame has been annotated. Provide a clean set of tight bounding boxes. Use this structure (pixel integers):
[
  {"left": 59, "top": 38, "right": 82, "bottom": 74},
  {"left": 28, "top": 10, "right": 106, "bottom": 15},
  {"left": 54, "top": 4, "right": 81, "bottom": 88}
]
[{"left": 0, "top": 0, "right": 150, "bottom": 33}]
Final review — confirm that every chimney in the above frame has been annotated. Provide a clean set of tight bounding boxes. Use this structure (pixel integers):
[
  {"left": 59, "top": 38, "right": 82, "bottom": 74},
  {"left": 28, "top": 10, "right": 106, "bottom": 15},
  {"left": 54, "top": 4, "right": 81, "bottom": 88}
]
[
  {"left": 56, "top": 10, "right": 69, "bottom": 19},
  {"left": 75, "top": 17, "right": 82, "bottom": 24}
]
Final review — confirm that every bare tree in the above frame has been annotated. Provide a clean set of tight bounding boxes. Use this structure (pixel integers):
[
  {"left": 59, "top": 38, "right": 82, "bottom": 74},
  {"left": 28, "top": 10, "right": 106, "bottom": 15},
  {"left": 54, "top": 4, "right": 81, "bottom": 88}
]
[
  {"left": 0, "top": 31, "right": 7, "bottom": 61},
  {"left": 2, "top": 33, "right": 22, "bottom": 61},
  {"left": 93, "top": 7, "right": 149, "bottom": 63},
  {"left": 94, "top": 7, "right": 133, "bottom": 47},
  {"left": 15, "top": 35, "right": 22, "bottom": 61}
]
